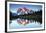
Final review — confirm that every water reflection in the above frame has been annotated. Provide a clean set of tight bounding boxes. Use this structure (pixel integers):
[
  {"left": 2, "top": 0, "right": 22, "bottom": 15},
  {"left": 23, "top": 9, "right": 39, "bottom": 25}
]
[
  {"left": 17, "top": 18, "right": 34, "bottom": 26},
  {"left": 9, "top": 18, "right": 42, "bottom": 29}
]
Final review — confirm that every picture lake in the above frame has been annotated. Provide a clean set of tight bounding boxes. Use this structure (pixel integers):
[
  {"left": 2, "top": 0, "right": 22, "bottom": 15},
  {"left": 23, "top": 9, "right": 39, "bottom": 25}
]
[{"left": 9, "top": 5, "right": 42, "bottom": 29}]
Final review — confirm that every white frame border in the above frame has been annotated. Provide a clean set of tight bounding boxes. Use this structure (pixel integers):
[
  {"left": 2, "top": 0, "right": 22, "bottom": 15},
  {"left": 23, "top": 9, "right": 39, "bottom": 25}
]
[{"left": 7, "top": 2, "right": 44, "bottom": 32}]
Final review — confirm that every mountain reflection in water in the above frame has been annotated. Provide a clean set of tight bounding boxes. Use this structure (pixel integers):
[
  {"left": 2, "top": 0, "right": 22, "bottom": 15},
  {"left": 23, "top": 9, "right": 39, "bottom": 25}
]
[
  {"left": 17, "top": 18, "right": 35, "bottom": 25},
  {"left": 9, "top": 18, "right": 42, "bottom": 29}
]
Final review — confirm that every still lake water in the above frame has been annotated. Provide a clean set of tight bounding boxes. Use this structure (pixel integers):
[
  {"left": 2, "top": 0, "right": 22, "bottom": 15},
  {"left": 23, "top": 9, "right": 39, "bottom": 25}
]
[{"left": 9, "top": 18, "right": 42, "bottom": 29}]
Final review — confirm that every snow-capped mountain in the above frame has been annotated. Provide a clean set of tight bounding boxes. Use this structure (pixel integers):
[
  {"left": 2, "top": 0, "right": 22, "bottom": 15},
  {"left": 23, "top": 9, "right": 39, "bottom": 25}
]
[
  {"left": 10, "top": 7, "right": 34, "bottom": 16},
  {"left": 17, "top": 7, "right": 34, "bottom": 15}
]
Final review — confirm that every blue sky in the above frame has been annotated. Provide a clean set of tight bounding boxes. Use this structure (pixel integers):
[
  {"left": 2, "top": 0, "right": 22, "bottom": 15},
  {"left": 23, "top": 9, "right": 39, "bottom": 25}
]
[{"left": 10, "top": 4, "right": 42, "bottom": 13}]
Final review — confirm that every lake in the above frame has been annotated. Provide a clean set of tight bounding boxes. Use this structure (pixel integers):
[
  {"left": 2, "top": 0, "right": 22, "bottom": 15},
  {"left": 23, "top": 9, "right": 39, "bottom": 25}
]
[{"left": 9, "top": 18, "right": 42, "bottom": 29}]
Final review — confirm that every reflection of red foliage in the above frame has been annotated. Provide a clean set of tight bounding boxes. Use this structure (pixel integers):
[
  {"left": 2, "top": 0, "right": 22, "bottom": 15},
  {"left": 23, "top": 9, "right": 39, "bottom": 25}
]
[{"left": 17, "top": 19, "right": 29, "bottom": 25}]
